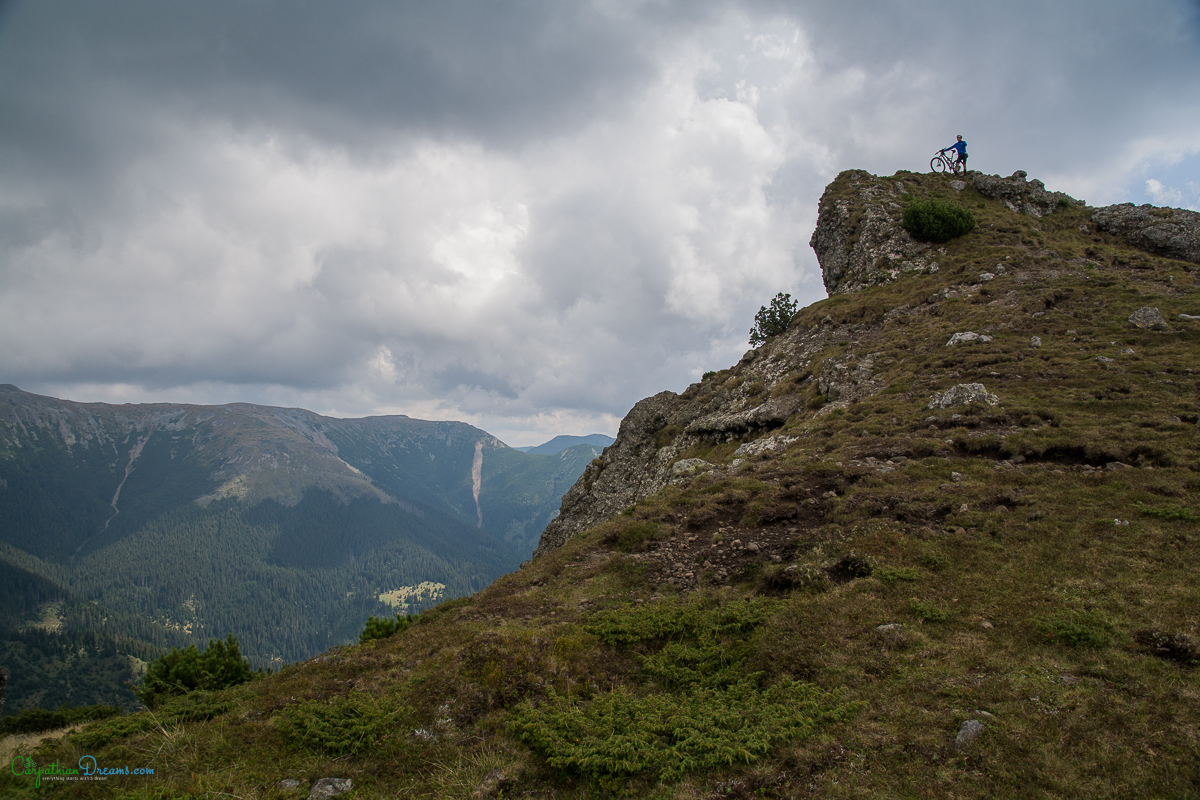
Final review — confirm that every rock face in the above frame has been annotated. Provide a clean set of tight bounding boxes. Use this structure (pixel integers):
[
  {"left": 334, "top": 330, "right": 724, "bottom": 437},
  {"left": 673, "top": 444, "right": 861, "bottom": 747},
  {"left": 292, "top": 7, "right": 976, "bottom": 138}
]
[
  {"left": 809, "top": 170, "right": 937, "bottom": 295},
  {"left": 1091, "top": 203, "right": 1200, "bottom": 265},
  {"left": 972, "top": 170, "right": 1082, "bottom": 217},
  {"left": 532, "top": 316, "right": 890, "bottom": 557}
]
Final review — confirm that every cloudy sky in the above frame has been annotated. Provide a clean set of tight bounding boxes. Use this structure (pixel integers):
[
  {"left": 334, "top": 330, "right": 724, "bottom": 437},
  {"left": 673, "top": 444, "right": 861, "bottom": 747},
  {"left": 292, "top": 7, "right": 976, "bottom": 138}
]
[{"left": 2, "top": 0, "right": 1198, "bottom": 446}]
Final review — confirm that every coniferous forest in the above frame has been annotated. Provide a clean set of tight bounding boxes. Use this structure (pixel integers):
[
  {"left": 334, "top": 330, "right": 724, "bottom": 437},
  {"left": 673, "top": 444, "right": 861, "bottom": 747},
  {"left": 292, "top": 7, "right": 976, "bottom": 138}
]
[{"left": 0, "top": 386, "right": 604, "bottom": 714}]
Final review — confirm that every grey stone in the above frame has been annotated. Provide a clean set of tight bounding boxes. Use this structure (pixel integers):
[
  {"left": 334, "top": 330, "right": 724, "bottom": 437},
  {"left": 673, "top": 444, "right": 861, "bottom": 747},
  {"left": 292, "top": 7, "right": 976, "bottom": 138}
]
[
  {"left": 954, "top": 719, "right": 985, "bottom": 749},
  {"left": 1091, "top": 203, "right": 1200, "bottom": 265},
  {"left": 972, "top": 171, "right": 1082, "bottom": 217},
  {"left": 734, "top": 434, "right": 799, "bottom": 458},
  {"left": 978, "top": 272, "right": 995, "bottom": 282},
  {"left": 308, "top": 778, "right": 351, "bottom": 800},
  {"left": 946, "top": 332, "right": 994, "bottom": 346},
  {"left": 929, "top": 383, "right": 999, "bottom": 409},
  {"left": 670, "top": 458, "right": 715, "bottom": 479},
  {"left": 280, "top": 779, "right": 304, "bottom": 791},
  {"left": 1179, "top": 314, "right": 1200, "bottom": 321},
  {"left": 1030, "top": 336, "right": 1042, "bottom": 348},
  {"left": 949, "top": 180, "right": 967, "bottom": 191},
  {"left": 1128, "top": 307, "right": 1169, "bottom": 331}
]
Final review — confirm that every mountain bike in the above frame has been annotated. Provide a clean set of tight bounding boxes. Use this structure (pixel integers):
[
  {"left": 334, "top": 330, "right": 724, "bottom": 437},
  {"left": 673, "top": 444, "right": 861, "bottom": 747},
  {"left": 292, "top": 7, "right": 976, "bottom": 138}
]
[{"left": 931, "top": 150, "right": 965, "bottom": 175}]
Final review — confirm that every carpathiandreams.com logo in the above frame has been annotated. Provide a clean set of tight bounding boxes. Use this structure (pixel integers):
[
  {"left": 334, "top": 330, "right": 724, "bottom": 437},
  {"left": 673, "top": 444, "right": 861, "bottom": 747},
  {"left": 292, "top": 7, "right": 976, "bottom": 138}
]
[{"left": 10, "top": 755, "right": 155, "bottom": 787}]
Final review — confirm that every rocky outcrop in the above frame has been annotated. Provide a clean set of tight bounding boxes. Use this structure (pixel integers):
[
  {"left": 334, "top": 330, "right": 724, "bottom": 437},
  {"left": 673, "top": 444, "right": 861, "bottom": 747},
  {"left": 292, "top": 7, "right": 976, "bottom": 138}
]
[
  {"left": 534, "top": 391, "right": 683, "bottom": 555},
  {"left": 810, "top": 170, "right": 937, "bottom": 295},
  {"left": 530, "top": 167, "right": 1191, "bottom": 559},
  {"left": 1091, "top": 204, "right": 1200, "bottom": 265},
  {"left": 810, "top": 169, "right": 1083, "bottom": 295},
  {"left": 971, "top": 170, "right": 1082, "bottom": 217},
  {"left": 532, "top": 316, "right": 887, "bottom": 557}
]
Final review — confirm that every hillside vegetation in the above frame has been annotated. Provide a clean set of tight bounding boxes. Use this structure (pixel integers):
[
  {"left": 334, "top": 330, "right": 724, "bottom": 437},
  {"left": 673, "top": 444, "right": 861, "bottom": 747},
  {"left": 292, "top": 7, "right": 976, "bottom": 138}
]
[{"left": 6, "top": 168, "right": 1199, "bottom": 799}]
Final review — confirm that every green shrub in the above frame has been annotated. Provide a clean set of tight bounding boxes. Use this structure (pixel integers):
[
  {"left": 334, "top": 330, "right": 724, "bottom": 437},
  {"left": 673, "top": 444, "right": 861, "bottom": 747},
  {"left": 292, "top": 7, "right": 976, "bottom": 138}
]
[
  {"left": 1036, "top": 611, "right": 1116, "bottom": 648},
  {"left": 909, "top": 599, "right": 949, "bottom": 623},
  {"left": 1135, "top": 503, "right": 1199, "bottom": 522},
  {"left": 509, "top": 680, "right": 861, "bottom": 787},
  {"left": 749, "top": 292, "right": 800, "bottom": 346},
  {"left": 136, "top": 634, "right": 258, "bottom": 708},
  {"left": 597, "top": 518, "right": 669, "bottom": 553},
  {"left": 901, "top": 199, "right": 976, "bottom": 243},
  {"left": 516, "top": 596, "right": 858, "bottom": 788},
  {"left": 360, "top": 612, "right": 416, "bottom": 643},
  {"left": 66, "top": 712, "right": 157, "bottom": 750},
  {"left": 276, "top": 692, "right": 406, "bottom": 756},
  {"left": 875, "top": 567, "right": 919, "bottom": 585},
  {"left": 0, "top": 703, "right": 122, "bottom": 735}
]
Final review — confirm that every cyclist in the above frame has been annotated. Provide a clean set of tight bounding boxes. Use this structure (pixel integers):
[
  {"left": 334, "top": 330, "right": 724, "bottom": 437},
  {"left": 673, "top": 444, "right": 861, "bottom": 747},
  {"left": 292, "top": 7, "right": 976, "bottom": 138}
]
[{"left": 941, "top": 135, "right": 968, "bottom": 172}]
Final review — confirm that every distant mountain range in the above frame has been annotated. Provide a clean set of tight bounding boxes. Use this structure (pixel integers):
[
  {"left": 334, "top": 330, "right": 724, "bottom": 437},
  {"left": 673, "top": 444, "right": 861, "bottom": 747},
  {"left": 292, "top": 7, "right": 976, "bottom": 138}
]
[
  {"left": 0, "top": 385, "right": 602, "bottom": 712},
  {"left": 514, "top": 433, "right": 614, "bottom": 454}
]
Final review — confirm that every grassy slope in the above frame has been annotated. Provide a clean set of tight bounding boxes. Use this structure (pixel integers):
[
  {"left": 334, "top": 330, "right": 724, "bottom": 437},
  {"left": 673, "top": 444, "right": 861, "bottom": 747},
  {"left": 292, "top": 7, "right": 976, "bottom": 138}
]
[{"left": 8, "top": 170, "right": 1200, "bottom": 799}]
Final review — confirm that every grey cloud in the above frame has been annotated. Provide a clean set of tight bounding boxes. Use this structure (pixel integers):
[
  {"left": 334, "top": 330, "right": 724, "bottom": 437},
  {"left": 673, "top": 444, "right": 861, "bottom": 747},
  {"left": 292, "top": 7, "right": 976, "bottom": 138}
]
[{"left": 2, "top": 0, "right": 1199, "bottom": 443}]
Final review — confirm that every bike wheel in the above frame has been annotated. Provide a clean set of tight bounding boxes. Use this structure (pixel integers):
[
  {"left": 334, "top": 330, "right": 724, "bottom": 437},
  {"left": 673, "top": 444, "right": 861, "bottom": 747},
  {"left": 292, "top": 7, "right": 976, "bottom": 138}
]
[{"left": 931, "top": 155, "right": 947, "bottom": 174}]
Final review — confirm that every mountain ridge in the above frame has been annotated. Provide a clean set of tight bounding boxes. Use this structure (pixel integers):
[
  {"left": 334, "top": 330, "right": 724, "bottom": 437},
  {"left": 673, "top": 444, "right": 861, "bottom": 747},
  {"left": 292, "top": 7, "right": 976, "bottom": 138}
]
[
  {"left": 0, "top": 388, "right": 601, "bottom": 711},
  {"left": 9, "top": 168, "right": 1200, "bottom": 799}
]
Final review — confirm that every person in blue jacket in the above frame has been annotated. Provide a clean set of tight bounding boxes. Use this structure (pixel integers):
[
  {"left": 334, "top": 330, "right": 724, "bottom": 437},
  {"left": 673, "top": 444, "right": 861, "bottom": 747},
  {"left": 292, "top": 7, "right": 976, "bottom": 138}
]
[{"left": 942, "top": 135, "right": 968, "bottom": 172}]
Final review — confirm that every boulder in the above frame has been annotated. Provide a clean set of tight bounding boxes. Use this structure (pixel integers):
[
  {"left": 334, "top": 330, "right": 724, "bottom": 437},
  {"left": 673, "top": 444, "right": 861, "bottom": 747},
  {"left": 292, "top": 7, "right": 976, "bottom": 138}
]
[
  {"left": 1091, "top": 204, "right": 1200, "bottom": 265},
  {"left": 1128, "top": 307, "right": 1169, "bottom": 331},
  {"left": 929, "top": 384, "right": 999, "bottom": 409},
  {"left": 954, "top": 719, "right": 985, "bottom": 749},
  {"left": 308, "top": 778, "right": 351, "bottom": 800},
  {"left": 946, "top": 332, "right": 994, "bottom": 346}
]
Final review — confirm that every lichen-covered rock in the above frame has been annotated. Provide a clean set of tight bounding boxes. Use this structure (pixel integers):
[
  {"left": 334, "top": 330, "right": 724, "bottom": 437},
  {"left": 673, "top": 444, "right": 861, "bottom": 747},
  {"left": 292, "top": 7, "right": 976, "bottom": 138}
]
[
  {"left": 810, "top": 170, "right": 936, "bottom": 295},
  {"left": 929, "top": 384, "right": 999, "bottom": 409},
  {"left": 1128, "top": 307, "right": 1169, "bottom": 331},
  {"left": 1091, "top": 203, "right": 1200, "bottom": 265},
  {"left": 972, "top": 170, "right": 1082, "bottom": 217},
  {"left": 954, "top": 719, "right": 985, "bottom": 749},
  {"left": 308, "top": 778, "right": 351, "bottom": 800},
  {"left": 946, "top": 332, "right": 993, "bottom": 346}
]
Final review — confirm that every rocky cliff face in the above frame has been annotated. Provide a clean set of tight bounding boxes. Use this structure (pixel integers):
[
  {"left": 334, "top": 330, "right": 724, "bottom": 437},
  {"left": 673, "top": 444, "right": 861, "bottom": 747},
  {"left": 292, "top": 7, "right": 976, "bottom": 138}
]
[{"left": 534, "top": 168, "right": 1200, "bottom": 558}]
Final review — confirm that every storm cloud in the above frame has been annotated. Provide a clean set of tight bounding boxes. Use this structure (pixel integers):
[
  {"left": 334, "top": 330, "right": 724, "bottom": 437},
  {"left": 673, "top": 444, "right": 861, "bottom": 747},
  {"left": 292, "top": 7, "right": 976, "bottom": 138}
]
[{"left": 2, "top": 0, "right": 1198, "bottom": 444}]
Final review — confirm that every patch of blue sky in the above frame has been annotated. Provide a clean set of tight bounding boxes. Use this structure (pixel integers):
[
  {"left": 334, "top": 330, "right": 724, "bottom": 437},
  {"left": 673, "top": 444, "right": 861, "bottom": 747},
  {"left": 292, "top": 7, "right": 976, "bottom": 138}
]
[{"left": 1125, "top": 149, "right": 1200, "bottom": 211}]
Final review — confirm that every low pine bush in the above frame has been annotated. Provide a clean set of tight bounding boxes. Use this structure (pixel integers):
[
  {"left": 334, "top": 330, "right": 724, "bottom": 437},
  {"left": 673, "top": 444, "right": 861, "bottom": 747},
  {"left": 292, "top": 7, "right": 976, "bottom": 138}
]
[
  {"left": 0, "top": 703, "right": 121, "bottom": 736},
  {"left": 508, "top": 596, "right": 863, "bottom": 790},
  {"left": 276, "top": 692, "right": 406, "bottom": 756},
  {"left": 359, "top": 612, "right": 416, "bottom": 643},
  {"left": 902, "top": 199, "right": 976, "bottom": 243},
  {"left": 136, "top": 634, "right": 258, "bottom": 708}
]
